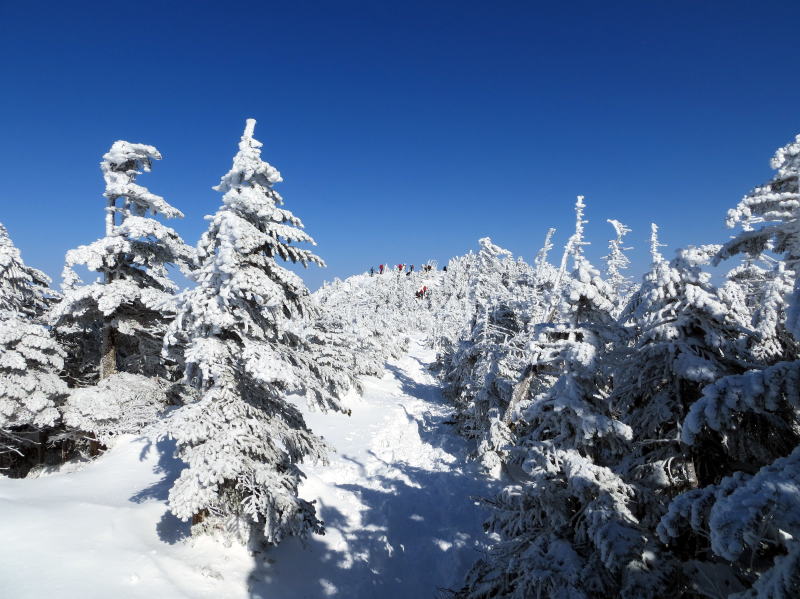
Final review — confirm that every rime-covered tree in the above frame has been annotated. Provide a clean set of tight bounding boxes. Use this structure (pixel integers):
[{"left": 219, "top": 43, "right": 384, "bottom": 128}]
[
  {"left": 0, "top": 318, "right": 68, "bottom": 461},
  {"left": 0, "top": 222, "right": 57, "bottom": 320},
  {"left": 716, "top": 133, "right": 800, "bottom": 337},
  {"left": 164, "top": 119, "right": 345, "bottom": 546},
  {"left": 603, "top": 218, "right": 634, "bottom": 311},
  {"left": 430, "top": 251, "right": 479, "bottom": 353},
  {"left": 50, "top": 141, "right": 193, "bottom": 383},
  {"left": 437, "top": 236, "right": 554, "bottom": 472},
  {"left": 658, "top": 134, "right": 800, "bottom": 597},
  {"left": 458, "top": 197, "right": 647, "bottom": 599},
  {"left": 441, "top": 303, "right": 519, "bottom": 474},
  {"left": 0, "top": 224, "right": 67, "bottom": 465}
]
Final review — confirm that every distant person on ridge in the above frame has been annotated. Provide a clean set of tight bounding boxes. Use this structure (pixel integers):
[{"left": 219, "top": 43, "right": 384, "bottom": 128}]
[
  {"left": 379, "top": 264, "right": 384, "bottom": 274},
  {"left": 370, "top": 267, "right": 374, "bottom": 276}
]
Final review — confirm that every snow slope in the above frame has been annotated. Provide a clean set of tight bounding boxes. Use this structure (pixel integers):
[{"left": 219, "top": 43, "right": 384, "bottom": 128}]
[{"left": 0, "top": 338, "right": 496, "bottom": 598}]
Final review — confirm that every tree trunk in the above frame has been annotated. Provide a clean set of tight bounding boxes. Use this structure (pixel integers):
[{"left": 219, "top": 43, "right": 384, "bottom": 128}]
[
  {"left": 504, "top": 366, "right": 534, "bottom": 424},
  {"left": 88, "top": 434, "right": 102, "bottom": 457},
  {"left": 100, "top": 195, "right": 117, "bottom": 381},
  {"left": 99, "top": 323, "right": 116, "bottom": 380}
]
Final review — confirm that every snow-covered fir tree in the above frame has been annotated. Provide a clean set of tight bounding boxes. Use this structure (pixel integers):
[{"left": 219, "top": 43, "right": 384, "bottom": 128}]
[
  {"left": 0, "top": 318, "right": 68, "bottom": 461},
  {"left": 441, "top": 303, "right": 520, "bottom": 474},
  {"left": 436, "top": 235, "right": 556, "bottom": 473},
  {"left": 49, "top": 141, "right": 193, "bottom": 384},
  {"left": 604, "top": 218, "right": 634, "bottom": 312},
  {"left": 657, "top": 134, "right": 800, "bottom": 598},
  {"left": 457, "top": 197, "right": 648, "bottom": 599},
  {"left": 0, "top": 222, "right": 57, "bottom": 320},
  {"left": 163, "top": 119, "right": 346, "bottom": 546},
  {"left": 0, "top": 224, "right": 67, "bottom": 468}
]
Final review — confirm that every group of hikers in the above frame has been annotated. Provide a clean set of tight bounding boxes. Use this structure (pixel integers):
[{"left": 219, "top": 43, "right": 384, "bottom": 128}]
[
  {"left": 370, "top": 263, "right": 436, "bottom": 276},
  {"left": 368, "top": 263, "right": 434, "bottom": 300}
]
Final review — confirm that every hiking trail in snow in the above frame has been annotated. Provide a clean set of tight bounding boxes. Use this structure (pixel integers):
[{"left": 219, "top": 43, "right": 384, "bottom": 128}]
[{"left": 0, "top": 337, "right": 497, "bottom": 599}]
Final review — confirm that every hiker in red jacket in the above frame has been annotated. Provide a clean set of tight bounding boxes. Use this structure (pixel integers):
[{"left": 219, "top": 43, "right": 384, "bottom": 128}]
[{"left": 379, "top": 264, "right": 384, "bottom": 274}]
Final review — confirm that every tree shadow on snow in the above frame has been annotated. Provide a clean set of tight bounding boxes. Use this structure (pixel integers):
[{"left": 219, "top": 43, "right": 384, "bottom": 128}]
[
  {"left": 129, "top": 437, "right": 191, "bottom": 544},
  {"left": 383, "top": 363, "right": 444, "bottom": 405},
  {"left": 247, "top": 397, "right": 500, "bottom": 599}
]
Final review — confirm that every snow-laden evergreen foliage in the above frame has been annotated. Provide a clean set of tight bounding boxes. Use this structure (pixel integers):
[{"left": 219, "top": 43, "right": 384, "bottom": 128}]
[
  {"left": 615, "top": 243, "right": 750, "bottom": 498},
  {"left": 0, "top": 222, "right": 58, "bottom": 320},
  {"left": 456, "top": 198, "right": 654, "bottom": 598},
  {"left": 6, "top": 115, "right": 800, "bottom": 590},
  {"left": 0, "top": 317, "right": 67, "bottom": 458},
  {"left": 50, "top": 141, "right": 193, "bottom": 384},
  {"left": 0, "top": 224, "right": 67, "bottom": 466},
  {"left": 653, "top": 135, "right": 800, "bottom": 598},
  {"left": 62, "top": 373, "right": 169, "bottom": 447},
  {"left": 717, "top": 134, "right": 800, "bottom": 337},
  {"left": 604, "top": 218, "right": 634, "bottom": 312},
  {"left": 164, "top": 119, "right": 347, "bottom": 546},
  {"left": 436, "top": 235, "right": 557, "bottom": 473},
  {"left": 313, "top": 272, "right": 415, "bottom": 374}
]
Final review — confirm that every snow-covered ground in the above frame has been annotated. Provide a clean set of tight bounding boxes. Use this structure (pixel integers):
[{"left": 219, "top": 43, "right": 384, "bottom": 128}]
[{"left": 0, "top": 338, "right": 496, "bottom": 598}]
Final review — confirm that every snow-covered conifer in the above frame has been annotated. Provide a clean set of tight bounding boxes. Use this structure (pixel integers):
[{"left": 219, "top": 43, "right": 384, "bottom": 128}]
[
  {"left": 649, "top": 222, "right": 666, "bottom": 263},
  {"left": 0, "top": 317, "right": 67, "bottom": 460},
  {"left": 614, "top": 244, "right": 750, "bottom": 514},
  {"left": 658, "top": 135, "right": 800, "bottom": 596},
  {"left": 458, "top": 198, "right": 648, "bottom": 598},
  {"left": 0, "top": 224, "right": 67, "bottom": 467},
  {"left": 441, "top": 303, "right": 520, "bottom": 474},
  {"left": 0, "top": 222, "right": 57, "bottom": 320},
  {"left": 604, "top": 218, "right": 633, "bottom": 310},
  {"left": 50, "top": 141, "right": 193, "bottom": 383},
  {"left": 62, "top": 373, "right": 169, "bottom": 447},
  {"left": 164, "top": 119, "right": 345, "bottom": 546}
]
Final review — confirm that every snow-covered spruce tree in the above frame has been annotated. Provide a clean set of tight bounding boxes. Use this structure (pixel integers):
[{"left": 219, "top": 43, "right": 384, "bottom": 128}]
[
  {"left": 0, "top": 222, "right": 59, "bottom": 320},
  {"left": 0, "top": 318, "right": 68, "bottom": 464},
  {"left": 437, "top": 237, "right": 552, "bottom": 473},
  {"left": 164, "top": 119, "right": 345, "bottom": 546},
  {"left": 440, "top": 302, "right": 520, "bottom": 474},
  {"left": 312, "top": 272, "right": 416, "bottom": 372},
  {"left": 429, "top": 250, "right": 478, "bottom": 353},
  {"left": 605, "top": 235, "right": 755, "bottom": 596},
  {"left": 469, "top": 237, "right": 517, "bottom": 311},
  {"left": 61, "top": 372, "right": 169, "bottom": 447},
  {"left": 657, "top": 135, "right": 800, "bottom": 597},
  {"left": 458, "top": 197, "right": 648, "bottom": 599},
  {"left": 304, "top": 311, "right": 362, "bottom": 395},
  {"left": 432, "top": 237, "right": 521, "bottom": 357},
  {"left": 0, "top": 224, "right": 67, "bottom": 469},
  {"left": 49, "top": 141, "right": 193, "bottom": 384},
  {"left": 603, "top": 218, "right": 634, "bottom": 313},
  {"left": 721, "top": 259, "right": 797, "bottom": 363}
]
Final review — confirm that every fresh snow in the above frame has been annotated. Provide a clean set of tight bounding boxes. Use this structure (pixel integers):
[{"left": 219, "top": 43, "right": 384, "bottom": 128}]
[{"left": 0, "top": 337, "right": 497, "bottom": 598}]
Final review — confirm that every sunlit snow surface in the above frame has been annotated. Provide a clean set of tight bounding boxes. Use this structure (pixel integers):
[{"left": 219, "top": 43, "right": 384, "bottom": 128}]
[{"left": 0, "top": 338, "right": 497, "bottom": 598}]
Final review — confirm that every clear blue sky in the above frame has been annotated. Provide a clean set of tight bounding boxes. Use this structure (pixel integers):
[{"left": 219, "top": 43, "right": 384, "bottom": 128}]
[{"left": 1, "top": 1, "right": 799, "bottom": 290}]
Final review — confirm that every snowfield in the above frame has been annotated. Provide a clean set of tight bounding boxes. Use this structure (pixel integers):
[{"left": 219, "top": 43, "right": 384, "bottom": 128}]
[{"left": 0, "top": 338, "right": 497, "bottom": 598}]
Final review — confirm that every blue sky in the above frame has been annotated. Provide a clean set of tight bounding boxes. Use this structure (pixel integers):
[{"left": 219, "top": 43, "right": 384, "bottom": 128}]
[{"left": 1, "top": 1, "right": 799, "bottom": 290}]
